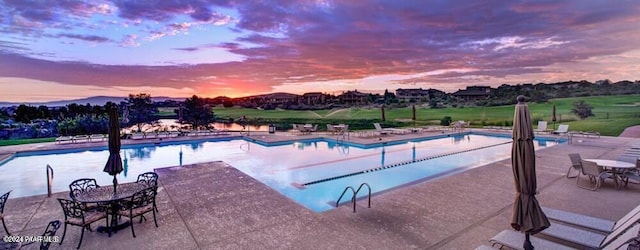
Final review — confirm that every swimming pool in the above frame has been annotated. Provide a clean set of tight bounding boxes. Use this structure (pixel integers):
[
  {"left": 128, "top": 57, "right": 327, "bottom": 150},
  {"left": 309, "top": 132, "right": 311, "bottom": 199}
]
[{"left": 0, "top": 132, "right": 562, "bottom": 212}]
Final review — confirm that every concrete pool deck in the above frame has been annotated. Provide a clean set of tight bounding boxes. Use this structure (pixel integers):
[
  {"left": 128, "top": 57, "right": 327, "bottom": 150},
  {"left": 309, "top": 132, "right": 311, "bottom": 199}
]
[{"left": 1, "top": 129, "right": 639, "bottom": 249}]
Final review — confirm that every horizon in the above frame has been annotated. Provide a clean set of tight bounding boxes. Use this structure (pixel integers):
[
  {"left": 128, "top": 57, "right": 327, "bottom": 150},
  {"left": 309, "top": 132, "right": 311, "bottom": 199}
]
[{"left": 1, "top": 1, "right": 640, "bottom": 102}]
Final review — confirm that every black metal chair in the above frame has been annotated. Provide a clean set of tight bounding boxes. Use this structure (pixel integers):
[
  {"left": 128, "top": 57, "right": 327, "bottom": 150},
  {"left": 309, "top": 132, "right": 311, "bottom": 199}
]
[
  {"left": 1, "top": 190, "right": 11, "bottom": 236},
  {"left": 69, "top": 178, "right": 100, "bottom": 200},
  {"left": 117, "top": 187, "right": 158, "bottom": 238},
  {"left": 20, "top": 220, "right": 61, "bottom": 250},
  {"left": 69, "top": 178, "right": 101, "bottom": 212},
  {"left": 136, "top": 172, "right": 158, "bottom": 187},
  {"left": 58, "top": 198, "right": 107, "bottom": 249}
]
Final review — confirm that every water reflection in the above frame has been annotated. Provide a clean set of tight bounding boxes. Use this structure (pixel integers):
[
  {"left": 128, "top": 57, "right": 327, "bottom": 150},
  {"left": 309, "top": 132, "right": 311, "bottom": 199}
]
[
  {"left": 127, "top": 147, "right": 156, "bottom": 160},
  {"left": 123, "top": 152, "right": 128, "bottom": 177},
  {"left": 123, "top": 119, "right": 268, "bottom": 132},
  {"left": 179, "top": 146, "right": 183, "bottom": 166}
]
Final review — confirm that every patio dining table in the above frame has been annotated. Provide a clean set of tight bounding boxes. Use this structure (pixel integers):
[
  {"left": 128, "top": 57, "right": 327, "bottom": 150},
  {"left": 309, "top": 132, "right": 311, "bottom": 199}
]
[
  {"left": 583, "top": 159, "right": 636, "bottom": 189},
  {"left": 74, "top": 182, "right": 147, "bottom": 234}
]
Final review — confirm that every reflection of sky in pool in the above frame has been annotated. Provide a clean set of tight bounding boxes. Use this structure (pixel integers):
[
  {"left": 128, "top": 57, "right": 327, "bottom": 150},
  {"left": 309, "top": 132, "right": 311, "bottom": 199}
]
[{"left": 0, "top": 133, "right": 562, "bottom": 212}]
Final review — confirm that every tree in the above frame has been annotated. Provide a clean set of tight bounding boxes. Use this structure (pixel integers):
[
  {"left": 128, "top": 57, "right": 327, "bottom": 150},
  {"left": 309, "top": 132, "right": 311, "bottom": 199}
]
[
  {"left": 125, "top": 93, "right": 158, "bottom": 132},
  {"left": 14, "top": 104, "right": 40, "bottom": 123},
  {"left": 571, "top": 100, "right": 595, "bottom": 119},
  {"left": 180, "top": 95, "right": 215, "bottom": 129}
]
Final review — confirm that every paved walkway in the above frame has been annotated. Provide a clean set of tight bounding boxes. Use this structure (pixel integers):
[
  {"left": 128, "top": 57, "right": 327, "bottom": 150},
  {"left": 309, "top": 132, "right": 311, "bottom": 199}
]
[
  {"left": 619, "top": 125, "right": 640, "bottom": 138},
  {"left": 1, "top": 130, "right": 640, "bottom": 249}
]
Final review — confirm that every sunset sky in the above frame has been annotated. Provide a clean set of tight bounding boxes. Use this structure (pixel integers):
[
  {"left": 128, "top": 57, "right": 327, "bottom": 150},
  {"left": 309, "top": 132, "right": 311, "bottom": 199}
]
[{"left": 1, "top": 0, "right": 639, "bottom": 102}]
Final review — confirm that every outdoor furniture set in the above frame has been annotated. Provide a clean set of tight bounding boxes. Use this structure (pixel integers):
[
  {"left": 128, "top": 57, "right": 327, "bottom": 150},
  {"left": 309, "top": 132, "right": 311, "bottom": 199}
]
[
  {"left": 566, "top": 152, "right": 639, "bottom": 191},
  {"left": 58, "top": 172, "right": 159, "bottom": 249}
]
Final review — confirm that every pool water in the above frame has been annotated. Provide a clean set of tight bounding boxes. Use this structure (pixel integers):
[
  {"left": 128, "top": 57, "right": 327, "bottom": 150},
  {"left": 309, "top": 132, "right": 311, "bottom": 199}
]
[{"left": 0, "top": 133, "right": 562, "bottom": 212}]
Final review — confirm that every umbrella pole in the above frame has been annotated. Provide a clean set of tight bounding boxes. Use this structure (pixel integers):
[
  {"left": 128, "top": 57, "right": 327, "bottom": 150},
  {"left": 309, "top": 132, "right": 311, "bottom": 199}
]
[
  {"left": 113, "top": 176, "right": 118, "bottom": 195},
  {"left": 524, "top": 233, "right": 533, "bottom": 250}
]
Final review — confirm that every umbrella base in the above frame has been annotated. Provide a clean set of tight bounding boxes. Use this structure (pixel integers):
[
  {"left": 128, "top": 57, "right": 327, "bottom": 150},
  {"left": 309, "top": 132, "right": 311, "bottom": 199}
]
[{"left": 97, "top": 220, "right": 131, "bottom": 234}]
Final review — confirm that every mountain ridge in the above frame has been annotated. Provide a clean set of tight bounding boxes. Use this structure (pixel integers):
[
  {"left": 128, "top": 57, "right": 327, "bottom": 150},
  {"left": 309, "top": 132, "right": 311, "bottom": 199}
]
[{"left": 0, "top": 96, "right": 187, "bottom": 107}]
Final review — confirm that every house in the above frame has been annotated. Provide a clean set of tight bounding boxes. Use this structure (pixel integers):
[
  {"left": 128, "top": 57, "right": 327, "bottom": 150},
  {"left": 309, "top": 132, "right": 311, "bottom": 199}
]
[
  {"left": 337, "top": 90, "right": 369, "bottom": 104},
  {"left": 395, "top": 88, "right": 431, "bottom": 102},
  {"left": 452, "top": 86, "right": 492, "bottom": 101},
  {"left": 301, "top": 92, "right": 327, "bottom": 105}
]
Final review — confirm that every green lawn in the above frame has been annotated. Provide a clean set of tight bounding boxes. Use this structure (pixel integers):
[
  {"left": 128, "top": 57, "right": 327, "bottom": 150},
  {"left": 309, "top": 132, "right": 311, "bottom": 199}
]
[
  {"left": 0, "top": 137, "right": 56, "bottom": 146},
  {"left": 210, "top": 95, "right": 640, "bottom": 136}
]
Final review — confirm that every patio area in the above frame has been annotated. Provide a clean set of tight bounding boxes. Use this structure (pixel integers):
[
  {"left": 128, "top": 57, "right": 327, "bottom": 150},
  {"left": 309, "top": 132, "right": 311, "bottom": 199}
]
[{"left": 1, "top": 130, "right": 639, "bottom": 249}]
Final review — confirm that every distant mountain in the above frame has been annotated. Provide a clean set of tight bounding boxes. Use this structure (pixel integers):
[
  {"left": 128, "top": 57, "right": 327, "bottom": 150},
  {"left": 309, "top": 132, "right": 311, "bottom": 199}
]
[{"left": 0, "top": 96, "right": 186, "bottom": 107}]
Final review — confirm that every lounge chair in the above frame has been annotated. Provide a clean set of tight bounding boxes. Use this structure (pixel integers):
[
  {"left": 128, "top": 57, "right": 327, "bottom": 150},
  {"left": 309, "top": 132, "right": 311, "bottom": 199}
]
[
  {"left": 130, "top": 132, "right": 145, "bottom": 140},
  {"left": 553, "top": 124, "right": 569, "bottom": 135},
  {"left": 534, "top": 121, "right": 548, "bottom": 134},
  {"left": 373, "top": 123, "right": 407, "bottom": 135},
  {"left": 566, "top": 153, "right": 582, "bottom": 179},
  {"left": 577, "top": 160, "right": 618, "bottom": 190},
  {"left": 489, "top": 222, "right": 640, "bottom": 250},
  {"left": 89, "top": 134, "right": 105, "bottom": 142},
  {"left": 542, "top": 205, "right": 640, "bottom": 233},
  {"left": 72, "top": 135, "right": 89, "bottom": 143},
  {"left": 55, "top": 136, "right": 74, "bottom": 144}
]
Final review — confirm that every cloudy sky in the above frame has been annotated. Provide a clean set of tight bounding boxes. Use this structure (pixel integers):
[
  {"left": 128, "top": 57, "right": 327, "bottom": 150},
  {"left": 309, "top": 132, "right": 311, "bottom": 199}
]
[{"left": 1, "top": 0, "right": 639, "bottom": 102}]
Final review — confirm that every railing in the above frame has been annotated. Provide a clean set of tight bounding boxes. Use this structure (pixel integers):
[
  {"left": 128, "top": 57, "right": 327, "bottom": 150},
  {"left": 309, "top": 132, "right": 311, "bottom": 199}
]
[
  {"left": 46, "top": 164, "right": 54, "bottom": 197},
  {"left": 335, "top": 183, "right": 371, "bottom": 213}
]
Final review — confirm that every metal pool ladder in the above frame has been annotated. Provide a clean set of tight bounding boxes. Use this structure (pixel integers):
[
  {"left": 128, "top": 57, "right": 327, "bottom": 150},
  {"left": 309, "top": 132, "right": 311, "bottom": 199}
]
[
  {"left": 46, "top": 164, "right": 54, "bottom": 197},
  {"left": 336, "top": 183, "right": 371, "bottom": 213}
]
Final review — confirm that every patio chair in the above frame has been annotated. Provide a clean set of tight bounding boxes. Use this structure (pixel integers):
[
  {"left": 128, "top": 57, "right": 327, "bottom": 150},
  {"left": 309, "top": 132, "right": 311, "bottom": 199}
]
[
  {"left": 553, "top": 124, "right": 569, "bottom": 135},
  {"left": 489, "top": 222, "right": 640, "bottom": 250},
  {"left": 58, "top": 198, "right": 108, "bottom": 249},
  {"left": 20, "top": 220, "right": 61, "bottom": 250},
  {"left": 534, "top": 121, "right": 548, "bottom": 134},
  {"left": 69, "top": 178, "right": 101, "bottom": 211},
  {"left": 542, "top": 204, "right": 640, "bottom": 233},
  {"left": 137, "top": 172, "right": 159, "bottom": 187},
  {"left": 326, "top": 124, "right": 336, "bottom": 135},
  {"left": 117, "top": 187, "right": 158, "bottom": 238},
  {"left": 577, "top": 160, "right": 617, "bottom": 191},
  {"left": 566, "top": 153, "right": 582, "bottom": 179},
  {"left": 1, "top": 190, "right": 11, "bottom": 235}
]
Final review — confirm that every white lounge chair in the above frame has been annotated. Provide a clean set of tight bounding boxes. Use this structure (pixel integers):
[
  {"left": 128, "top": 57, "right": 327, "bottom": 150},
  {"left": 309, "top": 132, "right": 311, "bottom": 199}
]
[
  {"left": 72, "top": 135, "right": 89, "bottom": 143},
  {"left": 490, "top": 222, "right": 640, "bottom": 250},
  {"left": 89, "top": 134, "right": 105, "bottom": 142},
  {"left": 543, "top": 205, "right": 640, "bottom": 233},
  {"left": 534, "top": 121, "right": 548, "bottom": 134},
  {"left": 130, "top": 132, "right": 145, "bottom": 140},
  {"left": 55, "top": 136, "right": 74, "bottom": 144},
  {"left": 553, "top": 124, "right": 569, "bottom": 135},
  {"left": 373, "top": 123, "right": 407, "bottom": 135}
]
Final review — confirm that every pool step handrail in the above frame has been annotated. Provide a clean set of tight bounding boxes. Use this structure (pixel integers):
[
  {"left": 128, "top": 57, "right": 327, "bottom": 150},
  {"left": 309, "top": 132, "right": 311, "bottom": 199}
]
[
  {"left": 46, "top": 164, "right": 54, "bottom": 197},
  {"left": 336, "top": 186, "right": 356, "bottom": 212},
  {"left": 355, "top": 183, "right": 372, "bottom": 209},
  {"left": 336, "top": 183, "right": 371, "bottom": 213}
]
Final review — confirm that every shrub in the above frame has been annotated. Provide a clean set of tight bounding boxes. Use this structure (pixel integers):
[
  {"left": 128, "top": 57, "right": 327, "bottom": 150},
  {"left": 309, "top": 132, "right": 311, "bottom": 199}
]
[{"left": 440, "top": 116, "right": 452, "bottom": 126}]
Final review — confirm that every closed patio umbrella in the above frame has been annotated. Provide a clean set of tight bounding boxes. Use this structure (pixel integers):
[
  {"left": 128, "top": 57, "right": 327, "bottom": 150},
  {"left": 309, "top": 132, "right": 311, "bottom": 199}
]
[
  {"left": 511, "top": 96, "right": 550, "bottom": 250},
  {"left": 381, "top": 105, "right": 386, "bottom": 122},
  {"left": 551, "top": 104, "right": 557, "bottom": 130},
  {"left": 104, "top": 106, "right": 123, "bottom": 195}
]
